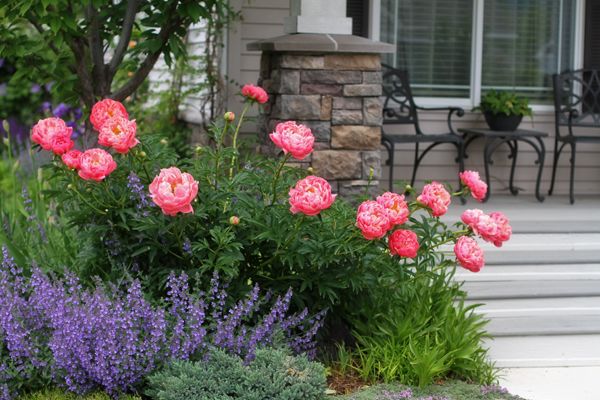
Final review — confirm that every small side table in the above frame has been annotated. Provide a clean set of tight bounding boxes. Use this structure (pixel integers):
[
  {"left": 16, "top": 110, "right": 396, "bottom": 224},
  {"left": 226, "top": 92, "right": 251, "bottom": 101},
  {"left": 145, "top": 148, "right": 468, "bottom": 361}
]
[{"left": 459, "top": 128, "right": 548, "bottom": 202}]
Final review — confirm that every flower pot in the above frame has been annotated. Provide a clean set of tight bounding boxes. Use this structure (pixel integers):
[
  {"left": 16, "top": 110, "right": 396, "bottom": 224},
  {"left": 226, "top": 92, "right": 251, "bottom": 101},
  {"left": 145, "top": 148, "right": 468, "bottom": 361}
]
[{"left": 484, "top": 112, "right": 523, "bottom": 131}]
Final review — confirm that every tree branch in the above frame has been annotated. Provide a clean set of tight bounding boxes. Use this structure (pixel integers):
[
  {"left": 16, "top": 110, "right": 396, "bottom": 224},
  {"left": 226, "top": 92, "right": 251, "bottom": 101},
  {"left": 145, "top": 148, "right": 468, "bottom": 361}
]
[
  {"left": 108, "top": 0, "right": 140, "bottom": 79},
  {"left": 68, "top": 38, "right": 96, "bottom": 108},
  {"left": 86, "top": 4, "right": 108, "bottom": 96},
  {"left": 110, "top": 2, "right": 185, "bottom": 101},
  {"left": 26, "top": 16, "right": 61, "bottom": 56}
]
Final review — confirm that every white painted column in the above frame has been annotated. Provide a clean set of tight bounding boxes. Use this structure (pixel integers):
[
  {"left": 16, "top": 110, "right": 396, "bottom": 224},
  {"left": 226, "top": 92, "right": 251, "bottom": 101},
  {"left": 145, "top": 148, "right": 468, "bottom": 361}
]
[{"left": 284, "top": 0, "right": 353, "bottom": 35}]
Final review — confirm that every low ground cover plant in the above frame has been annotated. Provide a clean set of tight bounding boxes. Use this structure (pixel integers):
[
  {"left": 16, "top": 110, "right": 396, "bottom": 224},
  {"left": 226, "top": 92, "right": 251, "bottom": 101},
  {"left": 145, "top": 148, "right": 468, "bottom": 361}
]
[
  {"left": 0, "top": 83, "right": 515, "bottom": 398},
  {"left": 146, "top": 347, "right": 326, "bottom": 400}
]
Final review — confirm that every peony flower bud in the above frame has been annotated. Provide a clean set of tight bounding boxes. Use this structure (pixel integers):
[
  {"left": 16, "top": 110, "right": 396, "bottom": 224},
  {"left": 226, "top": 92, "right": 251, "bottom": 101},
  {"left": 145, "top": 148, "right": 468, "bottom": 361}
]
[
  {"left": 229, "top": 216, "right": 240, "bottom": 225},
  {"left": 224, "top": 111, "right": 235, "bottom": 122}
]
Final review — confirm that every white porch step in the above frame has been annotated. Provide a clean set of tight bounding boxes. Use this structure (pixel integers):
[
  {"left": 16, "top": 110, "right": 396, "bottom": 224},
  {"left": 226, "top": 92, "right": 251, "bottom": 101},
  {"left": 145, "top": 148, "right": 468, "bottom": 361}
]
[
  {"left": 444, "top": 195, "right": 600, "bottom": 234},
  {"left": 483, "top": 233, "right": 600, "bottom": 265},
  {"left": 456, "top": 263, "right": 600, "bottom": 281},
  {"left": 462, "top": 280, "right": 600, "bottom": 300},
  {"left": 485, "top": 335, "right": 600, "bottom": 368}
]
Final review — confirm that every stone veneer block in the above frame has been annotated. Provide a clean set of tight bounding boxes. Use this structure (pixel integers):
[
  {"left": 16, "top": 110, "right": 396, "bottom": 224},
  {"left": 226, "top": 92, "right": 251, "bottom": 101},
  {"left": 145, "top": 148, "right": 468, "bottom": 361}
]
[
  {"left": 299, "top": 120, "right": 331, "bottom": 142},
  {"left": 277, "top": 94, "right": 322, "bottom": 119},
  {"left": 300, "top": 70, "right": 362, "bottom": 84},
  {"left": 362, "top": 150, "right": 382, "bottom": 179},
  {"left": 331, "top": 125, "right": 381, "bottom": 149},
  {"left": 339, "top": 180, "right": 380, "bottom": 198},
  {"left": 277, "top": 69, "right": 301, "bottom": 94},
  {"left": 320, "top": 95, "right": 332, "bottom": 121},
  {"left": 362, "top": 71, "right": 383, "bottom": 84},
  {"left": 312, "top": 150, "right": 362, "bottom": 180},
  {"left": 301, "top": 83, "right": 343, "bottom": 96},
  {"left": 332, "top": 109, "right": 363, "bottom": 125},
  {"left": 343, "top": 84, "right": 382, "bottom": 97},
  {"left": 363, "top": 98, "right": 383, "bottom": 126},
  {"left": 332, "top": 97, "right": 362, "bottom": 110},
  {"left": 324, "top": 54, "right": 381, "bottom": 71},
  {"left": 280, "top": 55, "right": 324, "bottom": 69}
]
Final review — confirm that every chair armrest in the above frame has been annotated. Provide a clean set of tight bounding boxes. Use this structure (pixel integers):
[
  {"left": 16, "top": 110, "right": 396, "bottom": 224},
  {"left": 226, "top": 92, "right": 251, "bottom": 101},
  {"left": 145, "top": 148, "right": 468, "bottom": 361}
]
[{"left": 415, "top": 106, "right": 465, "bottom": 134}]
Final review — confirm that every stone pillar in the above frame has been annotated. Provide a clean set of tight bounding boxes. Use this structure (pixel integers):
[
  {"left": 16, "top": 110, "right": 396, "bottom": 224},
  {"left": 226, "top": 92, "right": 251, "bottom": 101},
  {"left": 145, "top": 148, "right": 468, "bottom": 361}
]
[{"left": 248, "top": 35, "right": 393, "bottom": 197}]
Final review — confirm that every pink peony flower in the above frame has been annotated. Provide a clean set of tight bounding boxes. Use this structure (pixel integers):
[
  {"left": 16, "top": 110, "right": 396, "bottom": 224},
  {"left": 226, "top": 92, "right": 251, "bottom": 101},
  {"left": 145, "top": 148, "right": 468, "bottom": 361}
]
[
  {"left": 288, "top": 175, "right": 336, "bottom": 216},
  {"left": 90, "top": 99, "right": 129, "bottom": 131},
  {"left": 49, "top": 134, "right": 75, "bottom": 155},
  {"left": 489, "top": 212, "right": 512, "bottom": 247},
  {"left": 460, "top": 170, "right": 488, "bottom": 202},
  {"left": 269, "top": 121, "right": 315, "bottom": 160},
  {"left": 241, "top": 84, "right": 268, "bottom": 104},
  {"left": 388, "top": 229, "right": 419, "bottom": 258},
  {"left": 376, "top": 192, "right": 409, "bottom": 227},
  {"left": 461, "top": 208, "right": 484, "bottom": 226},
  {"left": 61, "top": 150, "right": 83, "bottom": 170},
  {"left": 356, "top": 200, "right": 391, "bottom": 240},
  {"left": 78, "top": 148, "right": 117, "bottom": 181},
  {"left": 454, "top": 236, "right": 485, "bottom": 272},
  {"left": 98, "top": 116, "right": 139, "bottom": 154},
  {"left": 461, "top": 209, "right": 512, "bottom": 247},
  {"left": 31, "top": 117, "right": 74, "bottom": 154},
  {"left": 149, "top": 167, "right": 199, "bottom": 216},
  {"left": 417, "top": 181, "right": 451, "bottom": 217}
]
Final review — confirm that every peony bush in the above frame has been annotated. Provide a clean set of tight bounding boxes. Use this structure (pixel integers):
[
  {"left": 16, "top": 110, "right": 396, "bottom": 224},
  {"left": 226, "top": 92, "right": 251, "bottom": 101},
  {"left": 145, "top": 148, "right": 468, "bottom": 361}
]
[{"left": 1, "top": 83, "right": 514, "bottom": 392}]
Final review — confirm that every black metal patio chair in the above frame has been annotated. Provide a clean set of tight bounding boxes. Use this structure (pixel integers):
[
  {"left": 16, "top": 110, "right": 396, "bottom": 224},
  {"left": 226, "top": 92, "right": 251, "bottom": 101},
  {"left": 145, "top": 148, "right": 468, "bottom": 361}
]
[
  {"left": 381, "top": 64, "right": 465, "bottom": 192},
  {"left": 549, "top": 69, "right": 600, "bottom": 204}
]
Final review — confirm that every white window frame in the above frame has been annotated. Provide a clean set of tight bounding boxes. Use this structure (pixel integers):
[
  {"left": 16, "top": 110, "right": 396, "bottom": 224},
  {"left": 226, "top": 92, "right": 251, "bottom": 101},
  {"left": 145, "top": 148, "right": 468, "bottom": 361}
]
[{"left": 370, "top": 0, "right": 587, "bottom": 112}]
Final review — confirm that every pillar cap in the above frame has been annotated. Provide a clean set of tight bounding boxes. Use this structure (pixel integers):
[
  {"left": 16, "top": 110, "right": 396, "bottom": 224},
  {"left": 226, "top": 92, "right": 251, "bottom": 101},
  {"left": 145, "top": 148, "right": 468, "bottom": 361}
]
[{"left": 247, "top": 33, "right": 394, "bottom": 54}]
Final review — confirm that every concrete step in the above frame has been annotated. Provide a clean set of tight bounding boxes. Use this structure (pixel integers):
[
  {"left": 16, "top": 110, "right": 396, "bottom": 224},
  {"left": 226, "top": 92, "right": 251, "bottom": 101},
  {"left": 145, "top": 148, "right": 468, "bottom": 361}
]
[
  {"left": 485, "top": 334, "right": 600, "bottom": 368},
  {"left": 444, "top": 195, "right": 600, "bottom": 234},
  {"left": 486, "top": 314, "right": 600, "bottom": 336},
  {"left": 479, "top": 233, "right": 600, "bottom": 265},
  {"left": 466, "top": 296, "right": 600, "bottom": 316},
  {"left": 462, "top": 280, "right": 600, "bottom": 300},
  {"left": 456, "top": 263, "right": 600, "bottom": 282}
]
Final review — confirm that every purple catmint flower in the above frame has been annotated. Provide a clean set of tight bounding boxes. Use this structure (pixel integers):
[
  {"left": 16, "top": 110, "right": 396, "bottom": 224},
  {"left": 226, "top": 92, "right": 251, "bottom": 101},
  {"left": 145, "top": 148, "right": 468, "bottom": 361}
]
[
  {"left": 30, "top": 84, "right": 41, "bottom": 94},
  {"left": 41, "top": 101, "right": 52, "bottom": 113},
  {"left": 127, "top": 172, "right": 153, "bottom": 215},
  {"left": 44, "top": 82, "right": 53, "bottom": 92},
  {"left": 0, "top": 249, "right": 324, "bottom": 398},
  {"left": 52, "top": 103, "right": 70, "bottom": 118},
  {"left": 382, "top": 389, "right": 413, "bottom": 399},
  {"left": 21, "top": 187, "right": 46, "bottom": 243},
  {"left": 182, "top": 239, "right": 192, "bottom": 256},
  {"left": 481, "top": 384, "right": 509, "bottom": 395}
]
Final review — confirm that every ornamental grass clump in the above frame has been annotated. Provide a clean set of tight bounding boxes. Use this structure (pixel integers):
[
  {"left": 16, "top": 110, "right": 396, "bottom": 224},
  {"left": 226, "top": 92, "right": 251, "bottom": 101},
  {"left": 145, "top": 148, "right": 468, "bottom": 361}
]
[{"left": 0, "top": 248, "right": 322, "bottom": 399}]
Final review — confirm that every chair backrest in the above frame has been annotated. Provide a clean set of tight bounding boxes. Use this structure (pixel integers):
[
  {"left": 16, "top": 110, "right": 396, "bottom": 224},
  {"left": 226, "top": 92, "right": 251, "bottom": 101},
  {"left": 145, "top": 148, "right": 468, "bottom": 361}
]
[
  {"left": 381, "top": 64, "right": 421, "bottom": 131},
  {"left": 553, "top": 69, "right": 600, "bottom": 128}
]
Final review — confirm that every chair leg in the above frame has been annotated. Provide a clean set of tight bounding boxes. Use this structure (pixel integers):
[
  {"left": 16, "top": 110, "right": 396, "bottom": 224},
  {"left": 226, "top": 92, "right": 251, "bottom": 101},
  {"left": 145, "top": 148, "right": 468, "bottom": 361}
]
[
  {"left": 548, "top": 138, "right": 560, "bottom": 196},
  {"left": 388, "top": 143, "right": 395, "bottom": 192},
  {"left": 410, "top": 142, "right": 420, "bottom": 187},
  {"left": 456, "top": 141, "right": 466, "bottom": 204},
  {"left": 569, "top": 142, "right": 576, "bottom": 204}
]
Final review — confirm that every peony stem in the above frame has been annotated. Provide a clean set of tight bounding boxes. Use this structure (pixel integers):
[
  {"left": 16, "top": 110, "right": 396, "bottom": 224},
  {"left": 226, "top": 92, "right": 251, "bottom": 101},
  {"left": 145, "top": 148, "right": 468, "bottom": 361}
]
[
  {"left": 271, "top": 153, "right": 291, "bottom": 205},
  {"left": 229, "top": 103, "right": 250, "bottom": 179}
]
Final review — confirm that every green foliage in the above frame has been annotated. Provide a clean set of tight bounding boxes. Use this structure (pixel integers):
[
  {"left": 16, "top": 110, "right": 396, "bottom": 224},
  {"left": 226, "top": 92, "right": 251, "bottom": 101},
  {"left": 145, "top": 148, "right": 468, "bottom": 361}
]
[
  {"left": 145, "top": 348, "right": 327, "bottom": 400},
  {"left": 338, "top": 253, "right": 496, "bottom": 387},
  {"left": 341, "top": 381, "right": 525, "bottom": 400},
  {"left": 18, "top": 389, "right": 141, "bottom": 400},
  {"left": 0, "top": 0, "right": 236, "bottom": 108},
  {"left": 475, "top": 91, "right": 533, "bottom": 117}
]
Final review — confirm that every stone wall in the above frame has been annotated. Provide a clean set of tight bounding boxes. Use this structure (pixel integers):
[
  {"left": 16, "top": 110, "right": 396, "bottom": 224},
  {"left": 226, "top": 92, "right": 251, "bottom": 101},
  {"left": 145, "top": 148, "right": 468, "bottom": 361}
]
[{"left": 257, "top": 53, "right": 383, "bottom": 197}]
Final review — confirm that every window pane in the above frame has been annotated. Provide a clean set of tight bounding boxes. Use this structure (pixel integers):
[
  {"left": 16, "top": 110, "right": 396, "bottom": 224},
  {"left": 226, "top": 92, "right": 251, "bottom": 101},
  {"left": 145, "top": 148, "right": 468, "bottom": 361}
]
[
  {"left": 481, "top": 0, "right": 577, "bottom": 103},
  {"left": 381, "top": 0, "right": 473, "bottom": 98}
]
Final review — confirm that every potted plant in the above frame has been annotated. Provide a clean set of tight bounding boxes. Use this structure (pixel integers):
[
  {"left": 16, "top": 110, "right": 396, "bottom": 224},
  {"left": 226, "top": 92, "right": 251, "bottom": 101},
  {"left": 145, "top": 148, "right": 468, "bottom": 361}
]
[{"left": 474, "top": 90, "right": 533, "bottom": 131}]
